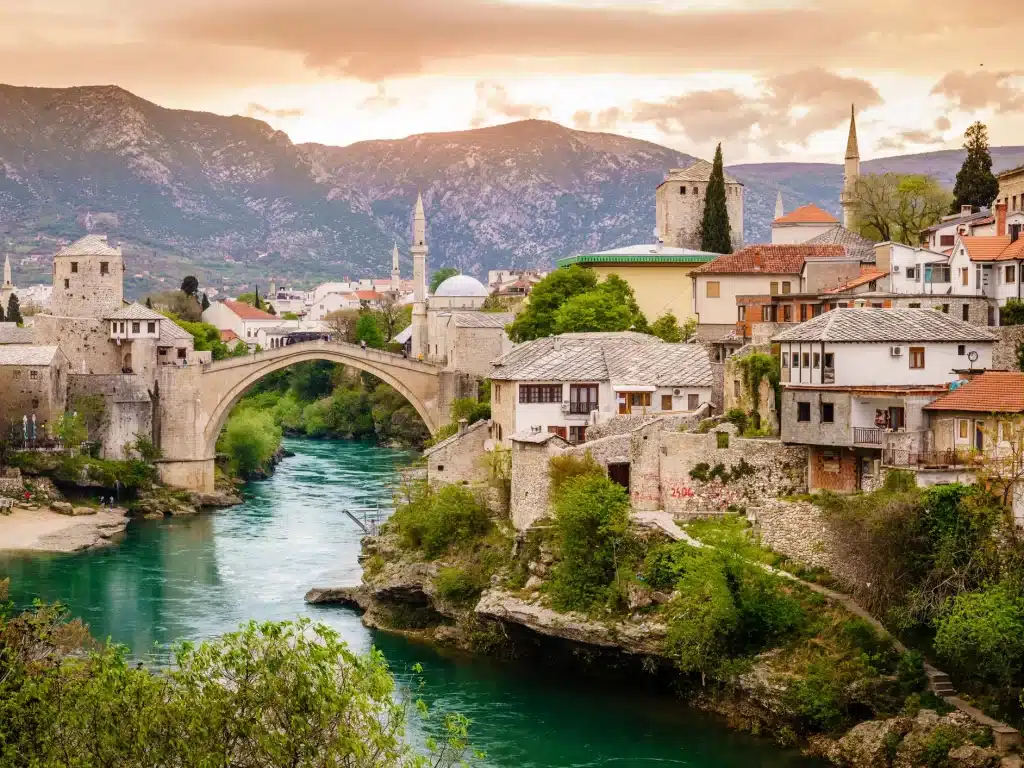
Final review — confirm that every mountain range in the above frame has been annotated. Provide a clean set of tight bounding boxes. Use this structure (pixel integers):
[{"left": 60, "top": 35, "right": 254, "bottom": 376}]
[{"left": 2, "top": 84, "right": 1023, "bottom": 298}]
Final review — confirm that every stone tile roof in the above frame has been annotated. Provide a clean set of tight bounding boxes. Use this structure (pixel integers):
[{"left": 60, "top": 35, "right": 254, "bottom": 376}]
[
  {"left": 393, "top": 326, "right": 413, "bottom": 344},
  {"left": 822, "top": 269, "right": 888, "bottom": 294},
  {"left": 961, "top": 235, "right": 1024, "bottom": 262},
  {"left": 0, "top": 345, "right": 60, "bottom": 366},
  {"left": 423, "top": 419, "right": 490, "bottom": 457},
  {"left": 106, "top": 302, "right": 166, "bottom": 321},
  {"left": 924, "top": 372, "right": 1024, "bottom": 413},
  {"left": 660, "top": 159, "right": 740, "bottom": 185},
  {"left": 771, "top": 308, "right": 998, "bottom": 344},
  {"left": 159, "top": 319, "right": 194, "bottom": 343},
  {"left": 55, "top": 235, "right": 121, "bottom": 257},
  {"left": 223, "top": 299, "right": 277, "bottom": 320},
  {"left": 0, "top": 323, "right": 34, "bottom": 344},
  {"left": 920, "top": 209, "right": 991, "bottom": 235},
  {"left": 510, "top": 431, "right": 568, "bottom": 445},
  {"left": 805, "top": 226, "right": 878, "bottom": 261},
  {"left": 490, "top": 333, "right": 711, "bottom": 387},
  {"left": 773, "top": 204, "right": 838, "bottom": 225},
  {"left": 691, "top": 244, "right": 847, "bottom": 275},
  {"left": 451, "top": 312, "right": 514, "bottom": 328}
]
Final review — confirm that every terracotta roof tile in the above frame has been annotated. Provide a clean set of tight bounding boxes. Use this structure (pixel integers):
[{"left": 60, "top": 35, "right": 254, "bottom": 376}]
[
  {"left": 220, "top": 329, "right": 240, "bottom": 342},
  {"left": 691, "top": 244, "right": 847, "bottom": 275},
  {"left": 223, "top": 299, "right": 276, "bottom": 320},
  {"left": 355, "top": 290, "right": 381, "bottom": 300},
  {"left": 823, "top": 269, "right": 888, "bottom": 294},
  {"left": 924, "top": 372, "right": 1024, "bottom": 413},
  {"left": 773, "top": 204, "right": 839, "bottom": 225}
]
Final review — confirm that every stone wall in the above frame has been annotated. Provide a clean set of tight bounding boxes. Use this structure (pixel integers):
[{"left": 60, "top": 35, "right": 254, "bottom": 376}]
[
  {"left": 992, "top": 325, "right": 1024, "bottom": 371},
  {"left": 451, "top": 327, "right": 509, "bottom": 377},
  {"left": 585, "top": 409, "right": 706, "bottom": 441},
  {"left": 723, "top": 346, "right": 779, "bottom": 433},
  {"left": 510, "top": 438, "right": 565, "bottom": 530},
  {"left": 33, "top": 315, "right": 120, "bottom": 375},
  {"left": 656, "top": 175, "right": 744, "bottom": 251},
  {"left": 0, "top": 353, "right": 68, "bottom": 436},
  {"left": 51, "top": 253, "right": 123, "bottom": 319},
  {"left": 750, "top": 499, "right": 856, "bottom": 581},
  {"left": 0, "top": 468, "right": 24, "bottom": 498},
  {"left": 425, "top": 420, "right": 491, "bottom": 487},
  {"left": 69, "top": 374, "right": 153, "bottom": 459}
]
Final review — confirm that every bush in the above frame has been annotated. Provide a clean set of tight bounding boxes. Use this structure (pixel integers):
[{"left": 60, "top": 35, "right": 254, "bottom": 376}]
[
  {"left": 548, "top": 452, "right": 604, "bottom": 498},
  {"left": 548, "top": 474, "right": 631, "bottom": 612},
  {"left": 434, "top": 566, "right": 489, "bottom": 605},
  {"left": 390, "top": 483, "right": 491, "bottom": 559},
  {"left": 53, "top": 454, "right": 156, "bottom": 490},
  {"left": 724, "top": 408, "right": 749, "bottom": 434},
  {"left": 934, "top": 583, "right": 1024, "bottom": 688},
  {"left": 217, "top": 409, "right": 282, "bottom": 477}
]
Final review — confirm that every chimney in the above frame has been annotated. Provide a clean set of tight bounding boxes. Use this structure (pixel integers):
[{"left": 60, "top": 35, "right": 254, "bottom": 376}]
[
  {"left": 996, "top": 201, "right": 1007, "bottom": 237},
  {"left": 553, "top": 336, "right": 562, "bottom": 351},
  {"left": 854, "top": 299, "right": 867, "bottom": 309},
  {"left": 752, "top": 250, "right": 762, "bottom": 269},
  {"left": 961, "top": 205, "right": 973, "bottom": 217},
  {"left": 457, "top": 418, "right": 468, "bottom": 436}
]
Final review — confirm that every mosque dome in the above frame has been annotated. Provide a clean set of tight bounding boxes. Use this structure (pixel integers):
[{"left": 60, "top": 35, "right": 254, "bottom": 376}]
[{"left": 433, "top": 274, "right": 489, "bottom": 298}]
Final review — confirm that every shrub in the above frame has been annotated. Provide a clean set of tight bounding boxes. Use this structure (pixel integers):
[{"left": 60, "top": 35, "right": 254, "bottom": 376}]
[
  {"left": 641, "top": 542, "right": 693, "bottom": 591},
  {"left": 548, "top": 452, "right": 604, "bottom": 498},
  {"left": 732, "top": 567, "right": 807, "bottom": 653},
  {"left": 883, "top": 469, "right": 917, "bottom": 492},
  {"left": 934, "top": 583, "right": 1024, "bottom": 688},
  {"left": 548, "top": 474, "right": 631, "bottom": 612},
  {"left": 390, "top": 483, "right": 491, "bottom": 559},
  {"left": 434, "top": 566, "right": 489, "bottom": 605},
  {"left": 217, "top": 410, "right": 282, "bottom": 477},
  {"left": 724, "top": 408, "right": 749, "bottom": 434}
]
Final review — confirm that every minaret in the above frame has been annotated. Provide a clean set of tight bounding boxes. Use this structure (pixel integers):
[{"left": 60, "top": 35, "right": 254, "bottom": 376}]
[
  {"left": 391, "top": 241, "right": 401, "bottom": 293},
  {"left": 410, "top": 193, "right": 429, "bottom": 358},
  {"left": 840, "top": 104, "right": 861, "bottom": 230},
  {"left": 1, "top": 248, "right": 13, "bottom": 313},
  {"left": 775, "top": 191, "right": 784, "bottom": 220}
]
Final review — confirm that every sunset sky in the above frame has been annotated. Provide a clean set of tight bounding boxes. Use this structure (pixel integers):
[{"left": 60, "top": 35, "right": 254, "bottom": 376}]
[{"left": 3, "top": 0, "right": 1024, "bottom": 163}]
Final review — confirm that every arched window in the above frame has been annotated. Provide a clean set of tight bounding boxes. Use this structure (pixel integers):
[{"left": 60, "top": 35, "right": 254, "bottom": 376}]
[{"left": 122, "top": 352, "right": 133, "bottom": 374}]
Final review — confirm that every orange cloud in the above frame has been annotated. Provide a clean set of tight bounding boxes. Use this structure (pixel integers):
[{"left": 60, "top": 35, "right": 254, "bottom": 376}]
[{"left": 931, "top": 70, "right": 1024, "bottom": 113}]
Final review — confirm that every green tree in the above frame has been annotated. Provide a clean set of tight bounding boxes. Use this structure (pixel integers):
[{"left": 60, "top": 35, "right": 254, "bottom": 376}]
[
  {"left": 935, "top": 583, "right": 1024, "bottom": 688},
  {"left": 55, "top": 412, "right": 87, "bottom": 449},
  {"left": 853, "top": 173, "right": 952, "bottom": 244},
  {"left": 356, "top": 312, "right": 385, "bottom": 348},
  {"left": 700, "top": 143, "right": 733, "bottom": 254},
  {"left": 553, "top": 291, "right": 633, "bottom": 334},
  {"left": 6, "top": 293, "right": 23, "bottom": 326},
  {"left": 180, "top": 275, "right": 199, "bottom": 297},
  {"left": 649, "top": 313, "right": 695, "bottom": 342},
  {"left": 430, "top": 267, "right": 460, "bottom": 293},
  {"left": 200, "top": 292, "right": 210, "bottom": 311},
  {"left": 507, "top": 266, "right": 598, "bottom": 342},
  {"left": 282, "top": 311, "right": 300, "bottom": 320},
  {"left": 218, "top": 409, "right": 281, "bottom": 477},
  {"left": 951, "top": 121, "right": 1000, "bottom": 213},
  {"left": 1000, "top": 299, "right": 1024, "bottom": 326},
  {"left": 290, "top": 361, "right": 337, "bottom": 401},
  {"left": 144, "top": 297, "right": 153, "bottom": 309},
  {"left": 595, "top": 274, "right": 649, "bottom": 332}
]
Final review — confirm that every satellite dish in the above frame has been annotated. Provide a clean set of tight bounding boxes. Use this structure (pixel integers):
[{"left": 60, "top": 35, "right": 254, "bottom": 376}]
[
  {"left": 967, "top": 350, "right": 979, "bottom": 365},
  {"left": 483, "top": 439, "right": 495, "bottom": 451}
]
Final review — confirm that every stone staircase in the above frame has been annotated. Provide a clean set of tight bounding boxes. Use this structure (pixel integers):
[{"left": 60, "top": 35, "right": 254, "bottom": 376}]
[{"left": 928, "top": 669, "right": 956, "bottom": 697}]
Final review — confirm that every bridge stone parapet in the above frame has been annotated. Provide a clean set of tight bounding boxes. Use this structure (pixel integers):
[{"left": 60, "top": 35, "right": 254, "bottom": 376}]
[{"left": 154, "top": 340, "right": 448, "bottom": 492}]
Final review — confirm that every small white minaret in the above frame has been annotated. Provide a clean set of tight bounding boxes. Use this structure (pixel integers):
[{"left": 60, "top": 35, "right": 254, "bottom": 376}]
[
  {"left": 390, "top": 241, "right": 401, "bottom": 293},
  {"left": 775, "top": 191, "right": 784, "bottom": 220},
  {"left": 1, "top": 249, "right": 13, "bottom": 313},
  {"left": 840, "top": 104, "right": 861, "bottom": 230},
  {"left": 410, "top": 193, "right": 429, "bottom": 358}
]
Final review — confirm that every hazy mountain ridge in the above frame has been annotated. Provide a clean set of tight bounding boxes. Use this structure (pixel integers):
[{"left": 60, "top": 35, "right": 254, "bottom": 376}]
[{"left": 2, "top": 84, "right": 1023, "bottom": 295}]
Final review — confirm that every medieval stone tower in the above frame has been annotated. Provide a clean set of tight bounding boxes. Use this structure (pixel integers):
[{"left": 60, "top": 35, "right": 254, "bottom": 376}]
[
  {"left": 655, "top": 159, "right": 744, "bottom": 252},
  {"left": 840, "top": 105, "right": 861, "bottom": 230},
  {"left": 50, "top": 235, "right": 124, "bottom": 318},
  {"left": 410, "top": 193, "right": 429, "bottom": 359}
]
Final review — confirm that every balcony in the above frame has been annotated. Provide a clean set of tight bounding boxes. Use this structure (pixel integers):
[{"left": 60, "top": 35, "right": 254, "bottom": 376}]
[
  {"left": 883, "top": 449, "right": 986, "bottom": 469},
  {"left": 853, "top": 427, "right": 883, "bottom": 445}
]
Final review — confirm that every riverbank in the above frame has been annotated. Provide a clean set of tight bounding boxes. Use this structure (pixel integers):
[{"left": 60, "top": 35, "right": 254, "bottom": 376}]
[{"left": 0, "top": 503, "right": 130, "bottom": 553}]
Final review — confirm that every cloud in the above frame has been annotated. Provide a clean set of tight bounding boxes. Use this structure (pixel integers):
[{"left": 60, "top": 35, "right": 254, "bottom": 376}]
[
  {"left": 161, "top": 0, "right": 1024, "bottom": 82},
  {"left": 876, "top": 129, "right": 947, "bottom": 152},
  {"left": 931, "top": 70, "right": 1024, "bottom": 113},
  {"left": 571, "top": 107, "right": 624, "bottom": 132},
  {"left": 470, "top": 81, "right": 549, "bottom": 128},
  {"left": 935, "top": 116, "right": 952, "bottom": 131},
  {"left": 359, "top": 84, "right": 399, "bottom": 112},
  {"left": 245, "top": 102, "right": 304, "bottom": 119},
  {"left": 630, "top": 68, "right": 882, "bottom": 151}
]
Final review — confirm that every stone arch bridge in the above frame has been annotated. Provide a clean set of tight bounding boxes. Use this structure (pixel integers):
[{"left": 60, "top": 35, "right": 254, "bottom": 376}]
[{"left": 153, "top": 340, "right": 458, "bottom": 492}]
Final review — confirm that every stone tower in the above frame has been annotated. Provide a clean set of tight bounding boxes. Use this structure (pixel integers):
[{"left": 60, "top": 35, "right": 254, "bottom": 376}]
[
  {"left": 1, "top": 249, "right": 13, "bottom": 313},
  {"left": 391, "top": 241, "right": 401, "bottom": 293},
  {"left": 775, "top": 191, "right": 784, "bottom": 220},
  {"left": 655, "top": 159, "right": 744, "bottom": 252},
  {"left": 840, "top": 104, "right": 861, "bottom": 230},
  {"left": 410, "top": 193, "right": 428, "bottom": 359},
  {"left": 50, "top": 234, "right": 124, "bottom": 318}
]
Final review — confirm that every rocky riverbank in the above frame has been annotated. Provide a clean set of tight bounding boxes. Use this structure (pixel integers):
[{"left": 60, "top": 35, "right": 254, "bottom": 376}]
[{"left": 0, "top": 502, "right": 130, "bottom": 553}]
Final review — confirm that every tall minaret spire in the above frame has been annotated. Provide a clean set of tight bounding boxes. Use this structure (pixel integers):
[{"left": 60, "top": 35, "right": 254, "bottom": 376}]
[
  {"left": 841, "top": 104, "right": 861, "bottom": 230},
  {"left": 774, "top": 191, "right": 784, "bottom": 220},
  {"left": 410, "top": 191, "right": 429, "bottom": 359},
  {"left": 390, "top": 241, "right": 401, "bottom": 293},
  {"left": 1, "top": 245, "right": 13, "bottom": 316}
]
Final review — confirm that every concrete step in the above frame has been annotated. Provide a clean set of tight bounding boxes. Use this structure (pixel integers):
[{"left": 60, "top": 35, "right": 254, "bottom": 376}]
[{"left": 932, "top": 684, "right": 956, "bottom": 695}]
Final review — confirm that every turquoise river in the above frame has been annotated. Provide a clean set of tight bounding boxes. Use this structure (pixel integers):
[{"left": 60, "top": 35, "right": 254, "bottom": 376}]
[{"left": 2, "top": 438, "right": 824, "bottom": 767}]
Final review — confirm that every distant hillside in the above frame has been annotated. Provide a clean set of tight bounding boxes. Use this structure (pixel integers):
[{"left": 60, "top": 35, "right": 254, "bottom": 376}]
[{"left": 1, "top": 83, "right": 1022, "bottom": 296}]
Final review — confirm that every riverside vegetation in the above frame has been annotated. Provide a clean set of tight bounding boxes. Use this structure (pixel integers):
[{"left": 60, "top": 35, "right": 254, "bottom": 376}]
[{"left": 349, "top": 457, "right": 1024, "bottom": 765}]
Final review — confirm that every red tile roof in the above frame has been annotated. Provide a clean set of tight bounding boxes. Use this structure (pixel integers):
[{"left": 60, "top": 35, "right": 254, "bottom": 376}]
[
  {"left": 691, "top": 244, "right": 848, "bottom": 275},
  {"left": 223, "top": 298, "right": 276, "bottom": 320},
  {"left": 924, "top": 372, "right": 1024, "bottom": 413},
  {"left": 773, "top": 204, "right": 839, "bottom": 225},
  {"left": 823, "top": 268, "right": 888, "bottom": 294},
  {"left": 220, "top": 329, "right": 240, "bottom": 342},
  {"left": 355, "top": 290, "right": 381, "bottom": 301},
  {"left": 959, "top": 235, "right": 1024, "bottom": 262}
]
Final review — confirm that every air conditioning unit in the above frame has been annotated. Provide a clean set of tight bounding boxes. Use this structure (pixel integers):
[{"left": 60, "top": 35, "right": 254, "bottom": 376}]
[
  {"left": 890, "top": 345, "right": 904, "bottom": 357},
  {"left": 673, "top": 388, "right": 681, "bottom": 396},
  {"left": 892, "top": 265, "right": 900, "bottom": 273}
]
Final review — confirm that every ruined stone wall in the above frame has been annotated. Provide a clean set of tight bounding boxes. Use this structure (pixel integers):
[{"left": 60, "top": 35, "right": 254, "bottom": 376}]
[
  {"left": 425, "top": 420, "right": 491, "bottom": 487},
  {"left": 68, "top": 374, "right": 152, "bottom": 459},
  {"left": 33, "top": 315, "right": 120, "bottom": 375},
  {"left": 0, "top": 469, "right": 25, "bottom": 498},
  {"left": 992, "top": 325, "right": 1024, "bottom": 371},
  {"left": 510, "top": 440, "right": 562, "bottom": 530}
]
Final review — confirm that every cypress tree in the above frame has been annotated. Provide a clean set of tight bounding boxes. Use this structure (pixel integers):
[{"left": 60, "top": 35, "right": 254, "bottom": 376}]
[
  {"left": 7, "top": 294, "right": 23, "bottom": 326},
  {"left": 951, "top": 121, "right": 999, "bottom": 214},
  {"left": 145, "top": 297, "right": 153, "bottom": 309},
  {"left": 700, "top": 143, "right": 733, "bottom": 254},
  {"left": 201, "top": 292, "right": 210, "bottom": 311},
  {"left": 0, "top": 299, "right": 5, "bottom": 322}
]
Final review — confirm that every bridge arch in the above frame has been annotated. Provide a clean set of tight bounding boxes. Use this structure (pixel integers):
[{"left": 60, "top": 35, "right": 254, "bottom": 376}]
[{"left": 201, "top": 345, "right": 443, "bottom": 457}]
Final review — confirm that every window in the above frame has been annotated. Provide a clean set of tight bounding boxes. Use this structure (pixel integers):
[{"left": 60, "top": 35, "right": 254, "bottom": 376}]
[
  {"left": 940, "top": 304, "right": 949, "bottom": 314},
  {"left": 802, "top": 352, "right": 810, "bottom": 368},
  {"left": 177, "top": 348, "right": 186, "bottom": 359},
  {"left": 688, "top": 393, "right": 700, "bottom": 410},
  {"left": 11, "top": 370, "right": 19, "bottom": 379},
  {"left": 958, "top": 344, "right": 966, "bottom": 356},
  {"left": 147, "top": 321, "right": 156, "bottom": 334},
  {"left": 706, "top": 281, "right": 720, "bottom": 298},
  {"left": 547, "top": 426, "right": 568, "bottom": 439},
  {"left": 100, "top": 261, "right": 109, "bottom": 275},
  {"left": 519, "top": 384, "right": 562, "bottom": 404},
  {"left": 661, "top": 394, "right": 673, "bottom": 411},
  {"left": 792, "top": 352, "right": 799, "bottom": 368},
  {"left": 63, "top": 279, "right": 69, "bottom": 289},
  {"left": 905, "top": 267, "right": 917, "bottom": 279},
  {"left": 963, "top": 304, "right": 970, "bottom": 321},
  {"left": 824, "top": 353, "right": 834, "bottom": 369},
  {"left": 781, "top": 305, "right": 792, "bottom": 322},
  {"left": 871, "top": 302, "right": 883, "bottom": 309},
  {"left": 821, "top": 403, "right": 834, "bottom": 423},
  {"left": 889, "top": 406, "right": 906, "bottom": 430},
  {"left": 70, "top": 262, "right": 78, "bottom": 273},
  {"left": 132, "top": 322, "right": 140, "bottom": 334},
  {"left": 29, "top": 370, "right": 38, "bottom": 380},
  {"left": 1006, "top": 265, "right": 1016, "bottom": 284},
  {"left": 494, "top": 384, "right": 501, "bottom": 403},
  {"left": 629, "top": 392, "right": 652, "bottom": 408},
  {"left": 31, "top": 398, "right": 39, "bottom": 409},
  {"left": 961, "top": 268, "right": 969, "bottom": 286},
  {"left": 797, "top": 402, "right": 811, "bottom": 422},
  {"left": 781, "top": 352, "right": 788, "bottom": 368},
  {"left": 940, "top": 234, "right": 955, "bottom": 247},
  {"left": 737, "top": 305, "right": 746, "bottom": 322},
  {"left": 781, "top": 281, "right": 791, "bottom": 294},
  {"left": 680, "top": 186, "right": 686, "bottom": 195},
  {"left": 909, "top": 346, "right": 925, "bottom": 369},
  {"left": 693, "top": 187, "right": 699, "bottom": 196},
  {"left": 770, "top": 281, "right": 779, "bottom": 296},
  {"left": 569, "top": 426, "right": 587, "bottom": 444},
  {"left": 959, "top": 420, "right": 969, "bottom": 439},
  {"left": 909, "top": 302, "right": 921, "bottom": 308},
  {"left": 813, "top": 353, "right": 820, "bottom": 369},
  {"left": 569, "top": 384, "right": 598, "bottom": 413}
]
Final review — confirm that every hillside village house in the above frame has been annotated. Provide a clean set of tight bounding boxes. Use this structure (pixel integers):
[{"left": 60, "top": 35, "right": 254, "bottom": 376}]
[
  {"left": 202, "top": 299, "right": 281, "bottom": 347},
  {"left": 996, "top": 164, "right": 1024, "bottom": 217},
  {"left": 489, "top": 332, "right": 712, "bottom": 446},
  {"left": 773, "top": 308, "right": 996, "bottom": 492},
  {"left": 920, "top": 206, "right": 996, "bottom": 252}
]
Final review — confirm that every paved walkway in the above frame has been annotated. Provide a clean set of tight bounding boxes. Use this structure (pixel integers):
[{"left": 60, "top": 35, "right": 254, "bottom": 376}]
[{"left": 630, "top": 509, "right": 1021, "bottom": 751}]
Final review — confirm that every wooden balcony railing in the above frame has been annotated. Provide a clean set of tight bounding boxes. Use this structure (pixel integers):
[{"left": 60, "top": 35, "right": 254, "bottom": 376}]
[{"left": 853, "top": 427, "right": 883, "bottom": 445}]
